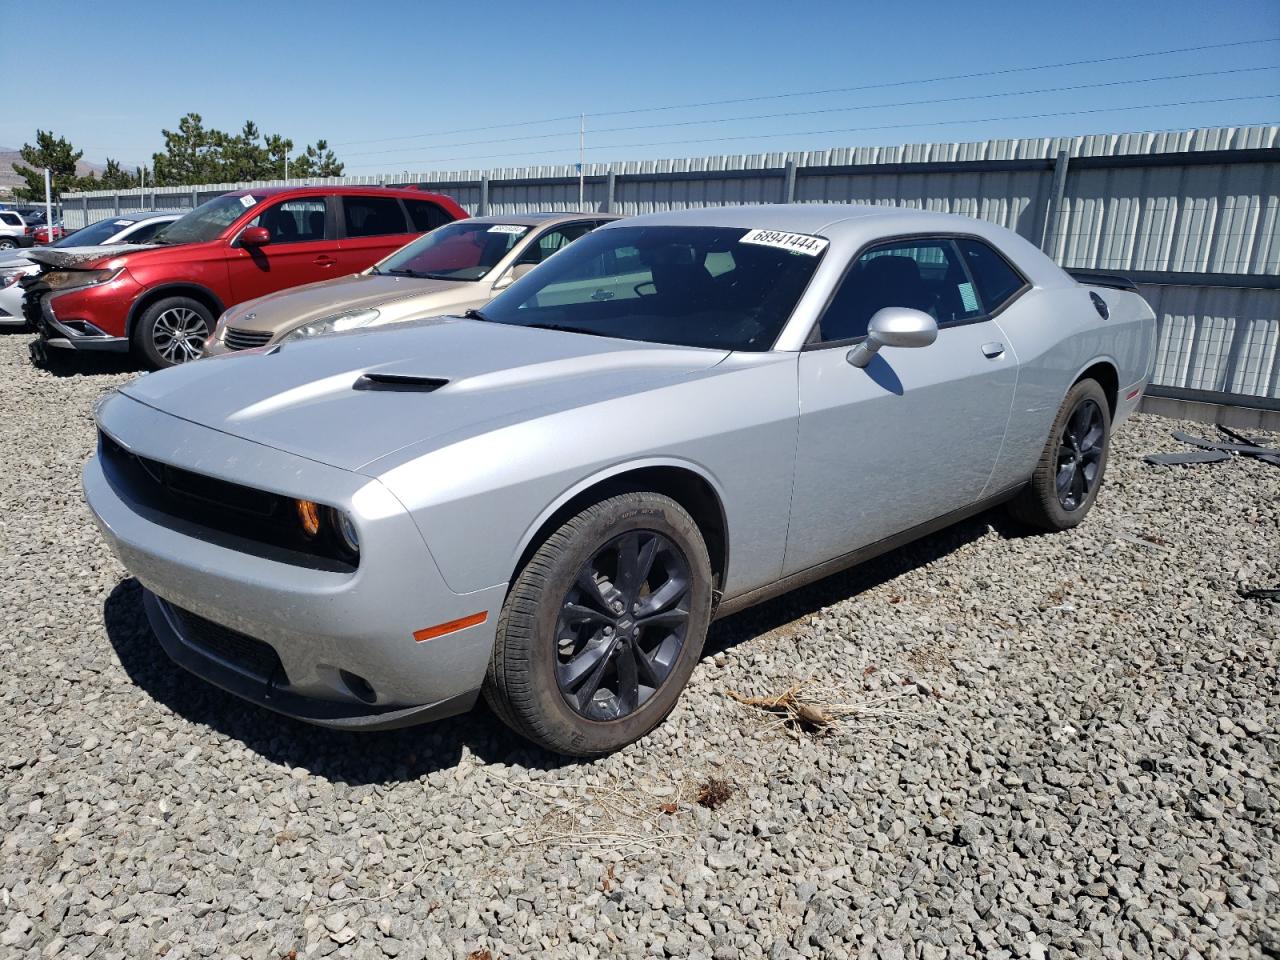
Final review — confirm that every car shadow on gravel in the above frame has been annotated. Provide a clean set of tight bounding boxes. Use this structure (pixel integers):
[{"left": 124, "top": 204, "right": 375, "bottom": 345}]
[
  {"left": 102, "top": 508, "right": 1026, "bottom": 783},
  {"left": 102, "top": 579, "right": 577, "bottom": 785},
  {"left": 705, "top": 506, "right": 1028, "bottom": 655}
]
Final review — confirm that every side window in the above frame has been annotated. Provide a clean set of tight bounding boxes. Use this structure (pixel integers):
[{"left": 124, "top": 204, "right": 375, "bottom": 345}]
[
  {"left": 122, "top": 220, "right": 167, "bottom": 244},
  {"left": 404, "top": 199, "right": 453, "bottom": 232},
  {"left": 0, "top": 213, "right": 21, "bottom": 227},
  {"left": 343, "top": 196, "right": 409, "bottom": 238},
  {"left": 817, "top": 238, "right": 982, "bottom": 344},
  {"left": 515, "top": 222, "right": 596, "bottom": 265},
  {"left": 957, "top": 238, "right": 1025, "bottom": 313},
  {"left": 250, "top": 199, "right": 327, "bottom": 243}
]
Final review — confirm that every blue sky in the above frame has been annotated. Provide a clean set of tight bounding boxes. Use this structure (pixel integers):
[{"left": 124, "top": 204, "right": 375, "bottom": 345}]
[{"left": 6, "top": 0, "right": 1279, "bottom": 173}]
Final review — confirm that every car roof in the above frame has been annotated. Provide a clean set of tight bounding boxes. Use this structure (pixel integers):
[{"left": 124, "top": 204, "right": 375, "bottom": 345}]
[
  {"left": 226, "top": 185, "right": 452, "bottom": 199},
  {"left": 599, "top": 203, "right": 919, "bottom": 235},
  {"left": 463, "top": 212, "right": 622, "bottom": 227}
]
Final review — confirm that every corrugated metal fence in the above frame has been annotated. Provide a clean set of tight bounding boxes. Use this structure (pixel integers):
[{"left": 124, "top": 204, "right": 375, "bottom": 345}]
[{"left": 60, "top": 124, "right": 1280, "bottom": 409}]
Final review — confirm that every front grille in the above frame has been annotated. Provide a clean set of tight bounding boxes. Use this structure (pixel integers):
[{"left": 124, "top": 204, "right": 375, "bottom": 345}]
[
  {"left": 98, "top": 431, "right": 358, "bottom": 571},
  {"left": 170, "top": 604, "right": 286, "bottom": 681},
  {"left": 224, "top": 327, "right": 273, "bottom": 351}
]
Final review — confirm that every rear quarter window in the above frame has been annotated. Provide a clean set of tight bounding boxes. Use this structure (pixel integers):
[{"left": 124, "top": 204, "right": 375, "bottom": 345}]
[
  {"left": 404, "top": 199, "right": 454, "bottom": 232},
  {"left": 343, "top": 196, "right": 410, "bottom": 238},
  {"left": 957, "top": 238, "right": 1026, "bottom": 312}
]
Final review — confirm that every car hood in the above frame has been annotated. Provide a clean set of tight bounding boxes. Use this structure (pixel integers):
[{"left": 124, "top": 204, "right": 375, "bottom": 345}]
[
  {"left": 224, "top": 272, "right": 480, "bottom": 332},
  {"left": 25, "top": 244, "right": 157, "bottom": 269},
  {"left": 117, "top": 317, "right": 729, "bottom": 473}
]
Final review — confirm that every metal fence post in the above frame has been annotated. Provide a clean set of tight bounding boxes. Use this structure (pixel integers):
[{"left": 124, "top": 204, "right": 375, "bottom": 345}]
[
  {"left": 478, "top": 175, "right": 489, "bottom": 216},
  {"left": 113, "top": 193, "right": 121, "bottom": 216},
  {"left": 782, "top": 159, "right": 797, "bottom": 204},
  {"left": 606, "top": 169, "right": 617, "bottom": 213},
  {"left": 1040, "top": 150, "right": 1070, "bottom": 253},
  {"left": 82, "top": 196, "right": 88, "bottom": 227},
  {"left": 191, "top": 189, "right": 199, "bottom": 211}
]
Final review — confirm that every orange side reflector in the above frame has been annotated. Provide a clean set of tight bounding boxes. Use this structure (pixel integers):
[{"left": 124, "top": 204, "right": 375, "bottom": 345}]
[{"left": 413, "top": 611, "right": 488, "bottom": 643}]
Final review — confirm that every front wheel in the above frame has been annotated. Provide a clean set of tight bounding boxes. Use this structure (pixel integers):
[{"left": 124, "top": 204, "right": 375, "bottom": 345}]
[
  {"left": 484, "top": 492, "right": 714, "bottom": 756},
  {"left": 1009, "top": 378, "right": 1111, "bottom": 531},
  {"left": 132, "top": 296, "right": 213, "bottom": 368}
]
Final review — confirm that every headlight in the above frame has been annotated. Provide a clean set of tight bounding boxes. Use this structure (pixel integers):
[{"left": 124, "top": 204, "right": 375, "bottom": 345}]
[
  {"left": 40, "top": 267, "right": 123, "bottom": 291},
  {"left": 0, "top": 270, "right": 28, "bottom": 290},
  {"left": 332, "top": 509, "right": 360, "bottom": 555},
  {"left": 281, "top": 308, "right": 380, "bottom": 342},
  {"left": 212, "top": 309, "right": 233, "bottom": 340}
]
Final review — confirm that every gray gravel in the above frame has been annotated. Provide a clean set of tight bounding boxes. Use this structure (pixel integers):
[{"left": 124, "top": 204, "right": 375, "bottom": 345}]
[{"left": 1, "top": 332, "right": 1277, "bottom": 960}]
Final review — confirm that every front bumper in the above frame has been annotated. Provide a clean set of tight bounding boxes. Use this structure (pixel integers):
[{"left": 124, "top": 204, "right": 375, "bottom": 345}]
[
  {"left": 32, "top": 292, "right": 129, "bottom": 351},
  {"left": 84, "top": 392, "right": 504, "bottom": 729}
]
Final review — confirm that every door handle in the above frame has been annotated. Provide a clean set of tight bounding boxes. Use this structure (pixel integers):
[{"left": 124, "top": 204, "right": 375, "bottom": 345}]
[
  {"left": 981, "top": 341, "right": 1005, "bottom": 359},
  {"left": 313, "top": 256, "right": 337, "bottom": 267}
]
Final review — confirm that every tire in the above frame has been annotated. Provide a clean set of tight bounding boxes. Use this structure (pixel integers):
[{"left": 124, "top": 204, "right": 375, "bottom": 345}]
[
  {"left": 484, "top": 492, "right": 714, "bottom": 757},
  {"left": 1008, "top": 378, "right": 1111, "bottom": 531},
  {"left": 0, "top": 238, "right": 16, "bottom": 250},
  {"left": 132, "top": 296, "right": 213, "bottom": 368}
]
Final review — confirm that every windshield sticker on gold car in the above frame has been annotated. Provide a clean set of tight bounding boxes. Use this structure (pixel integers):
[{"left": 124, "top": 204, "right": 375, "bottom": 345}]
[
  {"left": 487, "top": 225, "right": 528, "bottom": 235},
  {"left": 740, "top": 229, "right": 829, "bottom": 256}
]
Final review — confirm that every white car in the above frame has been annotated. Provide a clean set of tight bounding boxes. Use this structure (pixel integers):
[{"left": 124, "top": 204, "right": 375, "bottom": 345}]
[
  {"left": 0, "top": 210, "right": 32, "bottom": 251},
  {"left": 0, "top": 211, "right": 181, "bottom": 327}
]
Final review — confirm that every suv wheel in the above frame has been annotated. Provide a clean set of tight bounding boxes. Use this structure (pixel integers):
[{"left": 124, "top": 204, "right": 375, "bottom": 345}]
[
  {"left": 484, "top": 492, "right": 714, "bottom": 756},
  {"left": 133, "top": 296, "right": 213, "bottom": 368},
  {"left": 0, "top": 238, "right": 16, "bottom": 250}
]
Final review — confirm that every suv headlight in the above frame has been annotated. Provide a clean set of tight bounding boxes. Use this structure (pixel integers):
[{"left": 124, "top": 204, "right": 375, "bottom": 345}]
[
  {"left": 282, "top": 308, "right": 380, "bottom": 342},
  {"left": 40, "top": 267, "right": 123, "bottom": 291}
]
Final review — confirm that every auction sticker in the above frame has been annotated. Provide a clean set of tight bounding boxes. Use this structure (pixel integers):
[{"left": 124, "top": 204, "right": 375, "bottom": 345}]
[
  {"left": 239, "top": 195, "right": 256, "bottom": 208},
  {"left": 488, "top": 224, "right": 528, "bottom": 235},
  {"left": 740, "top": 228, "right": 828, "bottom": 256},
  {"left": 114, "top": 220, "right": 132, "bottom": 226}
]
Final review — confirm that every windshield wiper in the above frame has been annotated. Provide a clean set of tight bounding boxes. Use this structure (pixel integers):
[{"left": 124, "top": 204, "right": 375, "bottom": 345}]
[
  {"left": 523, "top": 322, "right": 611, "bottom": 339},
  {"left": 384, "top": 267, "right": 425, "bottom": 277},
  {"left": 463, "top": 308, "right": 492, "bottom": 322}
]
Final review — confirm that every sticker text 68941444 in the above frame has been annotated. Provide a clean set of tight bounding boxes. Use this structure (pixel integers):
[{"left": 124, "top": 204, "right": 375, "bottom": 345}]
[{"left": 740, "top": 229, "right": 829, "bottom": 256}]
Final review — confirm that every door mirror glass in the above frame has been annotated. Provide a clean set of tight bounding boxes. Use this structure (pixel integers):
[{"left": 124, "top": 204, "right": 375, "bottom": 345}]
[{"left": 846, "top": 307, "right": 938, "bottom": 367}]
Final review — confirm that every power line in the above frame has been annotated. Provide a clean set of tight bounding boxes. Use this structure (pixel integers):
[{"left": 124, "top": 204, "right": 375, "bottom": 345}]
[
  {"left": 333, "top": 36, "right": 1280, "bottom": 148},
  {"left": 341, "top": 65, "right": 1275, "bottom": 159},
  {"left": 345, "top": 94, "right": 1279, "bottom": 170}
]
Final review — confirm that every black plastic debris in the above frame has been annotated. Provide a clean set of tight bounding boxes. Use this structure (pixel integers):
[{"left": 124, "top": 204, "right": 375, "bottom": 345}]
[{"left": 1145, "top": 426, "right": 1280, "bottom": 468}]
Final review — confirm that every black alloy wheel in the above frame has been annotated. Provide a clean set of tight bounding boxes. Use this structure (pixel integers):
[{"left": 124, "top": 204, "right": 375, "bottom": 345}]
[
  {"left": 1055, "top": 398, "right": 1106, "bottom": 511},
  {"left": 554, "top": 530, "right": 692, "bottom": 721}
]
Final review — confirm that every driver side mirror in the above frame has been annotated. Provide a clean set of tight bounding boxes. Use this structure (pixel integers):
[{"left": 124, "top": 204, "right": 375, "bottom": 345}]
[
  {"left": 845, "top": 307, "right": 938, "bottom": 368},
  {"left": 493, "top": 261, "right": 537, "bottom": 290},
  {"left": 239, "top": 226, "right": 271, "bottom": 247}
]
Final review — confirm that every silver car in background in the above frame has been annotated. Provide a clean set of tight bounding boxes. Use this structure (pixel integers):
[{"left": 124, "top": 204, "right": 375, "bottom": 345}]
[
  {"left": 84, "top": 204, "right": 1156, "bottom": 756},
  {"left": 0, "top": 212, "right": 181, "bottom": 327}
]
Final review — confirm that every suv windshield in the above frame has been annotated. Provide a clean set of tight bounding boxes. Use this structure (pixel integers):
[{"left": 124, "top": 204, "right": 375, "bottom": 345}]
[
  {"left": 373, "top": 220, "right": 528, "bottom": 281},
  {"left": 52, "top": 218, "right": 130, "bottom": 248},
  {"left": 151, "top": 195, "right": 263, "bottom": 245},
  {"left": 475, "top": 225, "right": 827, "bottom": 351}
]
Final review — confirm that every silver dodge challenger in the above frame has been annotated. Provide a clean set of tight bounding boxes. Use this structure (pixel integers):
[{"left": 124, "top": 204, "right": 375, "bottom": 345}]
[{"left": 84, "top": 204, "right": 1156, "bottom": 756}]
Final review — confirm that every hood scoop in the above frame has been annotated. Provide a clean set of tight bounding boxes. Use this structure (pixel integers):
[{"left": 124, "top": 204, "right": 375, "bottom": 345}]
[{"left": 353, "top": 373, "right": 449, "bottom": 393}]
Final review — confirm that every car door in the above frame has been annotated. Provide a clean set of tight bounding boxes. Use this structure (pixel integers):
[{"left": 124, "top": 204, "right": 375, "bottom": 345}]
[
  {"left": 784, "top": 236, "right": 1019, "bottom": 575},
  {"left": 225, "top": 196, "right": 335, "bottom": 304},
  {"left": 334, "top": 194, "right": 417, "bottom": 275}
]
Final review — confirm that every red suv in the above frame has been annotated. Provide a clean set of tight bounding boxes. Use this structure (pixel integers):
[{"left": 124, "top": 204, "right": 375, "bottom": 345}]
[{"left": 24, "top": 185, "right": 467, "bottom": 367}]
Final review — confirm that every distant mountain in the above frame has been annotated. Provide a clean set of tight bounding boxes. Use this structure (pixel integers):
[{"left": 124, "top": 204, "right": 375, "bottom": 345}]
[{"left": 0, "top": 146, "right": 108, "bottom": 197}]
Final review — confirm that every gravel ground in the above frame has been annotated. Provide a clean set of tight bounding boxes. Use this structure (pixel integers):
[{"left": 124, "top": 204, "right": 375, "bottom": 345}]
[{"left": 1, "top": 331, "right": 1277, "bottom": 960}]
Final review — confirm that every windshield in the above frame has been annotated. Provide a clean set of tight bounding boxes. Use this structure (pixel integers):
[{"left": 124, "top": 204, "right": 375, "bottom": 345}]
[
  {"left": 475, "top": 225, "right": 827, "bottom": 351},
  {"left": 151, "top": 194, "right": 262, "bottom": 245},
  {"left": 374, "top": 220, "right": 529, "bottom": 281},
  {"left": 52, "top": 218, "right": 131, "bottom": 248}
]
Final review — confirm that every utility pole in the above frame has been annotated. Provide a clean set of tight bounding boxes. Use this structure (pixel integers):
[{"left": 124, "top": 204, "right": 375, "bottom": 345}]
[
  {"left": 578, "top": 113, "right": 585, "bottom": 212},
  {"left": 43, "top": 169, "right": 52, "bottom": 242}
]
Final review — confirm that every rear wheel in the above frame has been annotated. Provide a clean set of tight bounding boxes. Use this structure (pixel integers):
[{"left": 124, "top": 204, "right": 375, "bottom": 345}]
[
  {"left": 132, "top": 296, "right": 213, "bottom": 368},
  {"left": 0, "top": 238, "right": 16, "bottom": 250},
  {"left": 1009, "top": 378, "right": 1110, "bottom": 531},
  {"left": 484, "top": 492, "right": 713, "bottom": 756}
]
